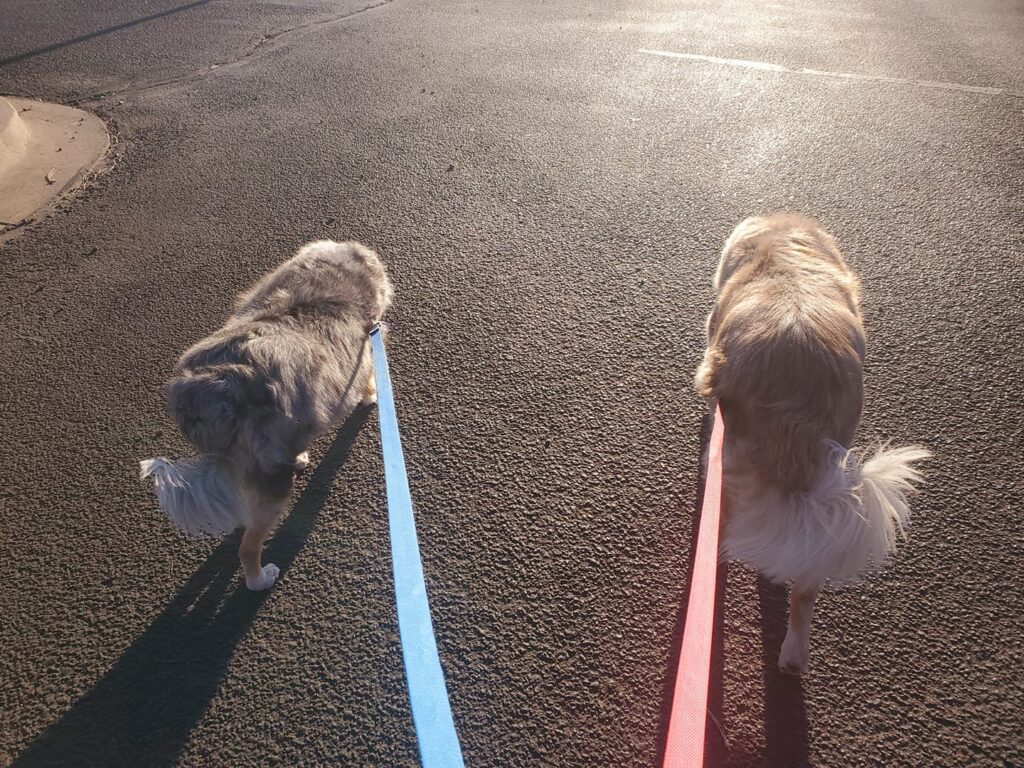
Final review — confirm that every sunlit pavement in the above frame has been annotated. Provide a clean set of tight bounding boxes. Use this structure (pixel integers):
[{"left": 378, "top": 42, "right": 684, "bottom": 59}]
[{"left": 1, "top": 1, "right": 1021, "bottom": 766}]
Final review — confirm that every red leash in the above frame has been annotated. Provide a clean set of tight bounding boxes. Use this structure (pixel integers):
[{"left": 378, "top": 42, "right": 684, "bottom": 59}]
[{"left": 663, "top": 405, "right": 725, "bottom": 768}]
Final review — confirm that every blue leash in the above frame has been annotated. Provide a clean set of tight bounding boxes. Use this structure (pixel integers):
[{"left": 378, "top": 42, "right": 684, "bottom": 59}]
[{"left": 369, "top": 324, "right": 465, "bottom": 768}]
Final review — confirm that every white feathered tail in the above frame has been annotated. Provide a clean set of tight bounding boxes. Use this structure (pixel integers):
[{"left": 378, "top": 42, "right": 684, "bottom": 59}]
[
  {"left": 139, "top": 455, "right": 248, "bottom": 536},
  {"left": 721, "top": 443, "right": 931, "bottom": 588}
]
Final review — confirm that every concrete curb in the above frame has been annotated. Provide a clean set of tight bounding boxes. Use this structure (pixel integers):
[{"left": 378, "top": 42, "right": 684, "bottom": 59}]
[
  {"left": 0, "top": 96, "right": 109, "bottom": 231},
  {"left": 0, "top": 97, "right": 30, "bottom": 178}
]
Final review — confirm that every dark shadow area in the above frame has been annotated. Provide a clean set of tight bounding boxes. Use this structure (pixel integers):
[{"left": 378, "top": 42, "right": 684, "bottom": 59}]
[
  {"left": 13, "top": 409, "right": 370, "bottom": 767},
  {"left": 757, "top": 577, "right": 812, "bottom": 767},
  {"left": 0, "top": 0, "right": 211, "bottom": 68},
  {"left": 656, "top": 412, "right": 729, "bottom": 763},
  {"left": 705, "top": 562, "right": 729, "bottom": 765}
]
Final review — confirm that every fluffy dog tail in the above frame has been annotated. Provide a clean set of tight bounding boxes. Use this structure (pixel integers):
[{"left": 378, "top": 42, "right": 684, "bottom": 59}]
[
  {"left": 858, "top": 444, "right": 931, "bottom": 553},
  {"left": 139, "top": 454, "right": 247, "bottom": 536},
  {"left": 803, "top": 443, "right": 931, "bottom": 585},
  {"left": 722, "top": 443, "right": 931, "bottom": 587}
]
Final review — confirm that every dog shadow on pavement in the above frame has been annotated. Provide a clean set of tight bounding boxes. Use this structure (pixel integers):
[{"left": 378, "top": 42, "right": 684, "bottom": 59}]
[
  {"left": 13, "top": 409, "right": 371, "bottom": 768},
  {"left": 756, "top": 577, "right": 812, "bottom": 768},
  {"left": 657, "top": 413, "right": 811, "bottom": 768}
]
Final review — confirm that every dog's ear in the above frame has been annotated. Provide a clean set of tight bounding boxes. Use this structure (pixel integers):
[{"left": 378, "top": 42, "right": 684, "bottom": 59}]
[
  {"left": 374, "top": 274, "right": 395, "bottom": 321},
  {"left": 166, "top": 368, "right": 246, "bottom": 454},
  {"left": 339, "top": 241, "right": 394, "bottom": 322},
  {"left": 695, "top": 345, "right": 725, "bottom": 399}
]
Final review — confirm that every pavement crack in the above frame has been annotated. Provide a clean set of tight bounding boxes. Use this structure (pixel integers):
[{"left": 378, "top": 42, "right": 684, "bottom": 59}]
[
  {"left": 73, "top": 0, "right": 395, "bottom": 107},
  {"left": 233, "top": 0, "right": 393, "bottom": 65}
]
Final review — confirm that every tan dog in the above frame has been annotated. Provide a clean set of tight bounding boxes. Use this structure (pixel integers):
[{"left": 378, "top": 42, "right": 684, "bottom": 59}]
[
  {"left": 141, "top": 240, "right": 393, "bottom": 590},
  {"left": 695, "top": 214, "right": 929, "bottom": 674}
]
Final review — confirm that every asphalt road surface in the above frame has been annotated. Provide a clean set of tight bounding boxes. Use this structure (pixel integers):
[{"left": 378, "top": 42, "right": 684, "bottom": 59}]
[{"left": 1, "top": 1, "right": 1022, "bottom": 766}]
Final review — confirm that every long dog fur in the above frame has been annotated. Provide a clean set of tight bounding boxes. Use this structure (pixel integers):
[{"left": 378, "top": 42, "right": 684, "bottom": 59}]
[
  {"left": 695, "top": 214, "right": 929, "bottom": 673},
  {"left": 141, "top": 240, "right": 393, "bottom": 589}
]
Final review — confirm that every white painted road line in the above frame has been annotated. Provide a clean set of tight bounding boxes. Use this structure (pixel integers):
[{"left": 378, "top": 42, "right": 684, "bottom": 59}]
[{"left": 639, "top": 49, "right": 1024, "bottom": 99}]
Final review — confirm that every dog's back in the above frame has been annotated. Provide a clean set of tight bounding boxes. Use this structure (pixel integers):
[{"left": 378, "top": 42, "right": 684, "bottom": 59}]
[
  {"left": 696, "top": 215, "right": 867, "bottom": 493},
  {"left": 234, "top": 239, "right": 394, "bottom": 325},
  {"left": 164, "top": 241, "right": 394, "bottom": 498}
]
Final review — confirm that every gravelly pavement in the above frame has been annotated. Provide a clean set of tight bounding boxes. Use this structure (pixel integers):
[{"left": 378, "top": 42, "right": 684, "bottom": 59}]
[{"left": 1, "top": 1, "right": 1022, "bottom": 765}]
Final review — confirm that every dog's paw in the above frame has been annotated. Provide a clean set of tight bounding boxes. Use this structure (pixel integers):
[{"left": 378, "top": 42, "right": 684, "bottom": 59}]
[
  {"left": 360, "top": 390, "right": 378, "bottom": 407},
  {"left": 294, "top": 451, "right": 310, "bottom": 473},
  {"left": 778, "top": 632, "right": 810, "bottom": 676},
  {"left": 245, "top": 563, "right": 280, "bottom": 591}
]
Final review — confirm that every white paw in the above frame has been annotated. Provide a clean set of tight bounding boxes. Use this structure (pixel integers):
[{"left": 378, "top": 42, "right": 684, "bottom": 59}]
[
  {"left": 294, "top": 451, "right": 310, "bottom": 472},
  {"left": 361, "top": 390, "right": 378, "bottom": 406},
  {"left": 245, "top": 563, "right": 280, "bottom": 591},
  {"left": 778, "top": 631, "right": 809, "bottom": 676}
]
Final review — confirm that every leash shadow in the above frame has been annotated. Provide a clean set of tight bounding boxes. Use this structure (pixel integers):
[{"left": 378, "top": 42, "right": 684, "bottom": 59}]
[
  {"left": 12, "top": 409, "right": 370, "bottom": 768},
  {"left": 655, "top": 412, "right": 729, "bottom": 764},
  {"left": 757, "top": 576, "right": 812, "bottom": 768}
]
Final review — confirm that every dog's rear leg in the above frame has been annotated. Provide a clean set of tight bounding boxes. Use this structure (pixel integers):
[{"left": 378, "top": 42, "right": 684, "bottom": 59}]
[
  {"left": 240, "top": 470, "right": 293, "bottom": 590},
  {"left": 239, "top": 492, "right": 288, "bottom": 591},
  {"left": 239, "top": 523, "right": 279, "bottom": 591},
  {"left": 361, "top": 373, "right": 377, "bottom": 406},
  {"left": 779, "top": 584, "right": 819, "bottom": 675}
]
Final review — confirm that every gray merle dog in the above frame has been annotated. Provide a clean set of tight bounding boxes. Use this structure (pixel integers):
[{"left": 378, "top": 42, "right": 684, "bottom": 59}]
[{"left": 141, "top": 240, "right": 393, "bottom": 590}]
